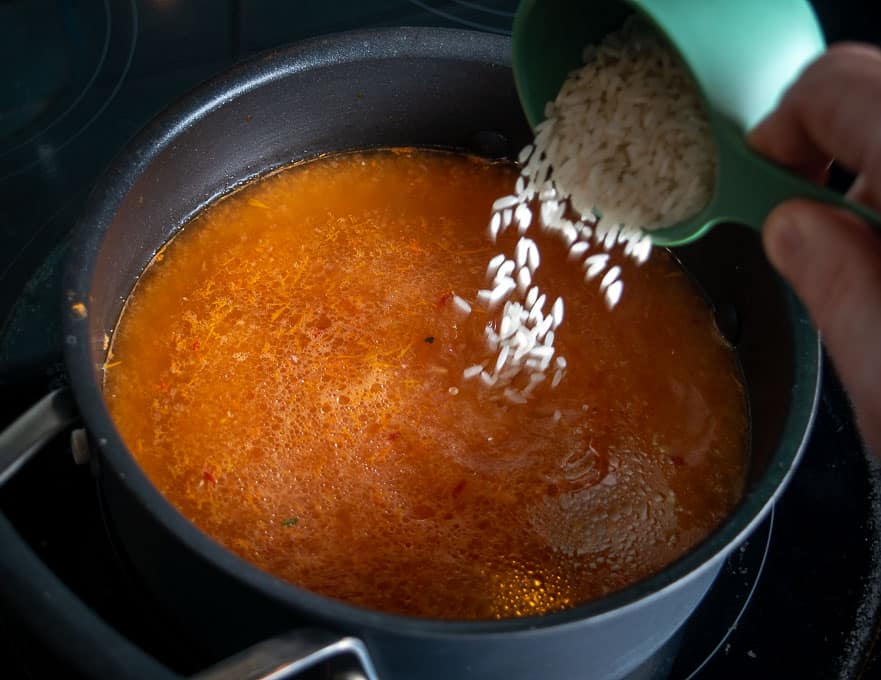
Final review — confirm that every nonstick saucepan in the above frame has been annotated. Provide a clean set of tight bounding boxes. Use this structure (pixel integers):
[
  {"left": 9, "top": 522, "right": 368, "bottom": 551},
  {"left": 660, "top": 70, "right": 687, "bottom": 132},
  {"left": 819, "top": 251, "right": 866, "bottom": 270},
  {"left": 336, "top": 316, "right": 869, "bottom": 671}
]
[{"left": 0, "top": 28, "right": 820, "bottom": 680}]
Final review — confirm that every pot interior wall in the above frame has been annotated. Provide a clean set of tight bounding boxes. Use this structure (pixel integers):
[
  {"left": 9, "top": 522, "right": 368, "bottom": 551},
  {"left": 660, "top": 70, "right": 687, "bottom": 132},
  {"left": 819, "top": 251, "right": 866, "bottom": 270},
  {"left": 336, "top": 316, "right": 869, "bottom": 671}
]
[
  {"left": 90, "top": 46, "right": 531, "bottom": 334},
  {"left": 676, "top": 228, "right": 797, "bottom": 486}
]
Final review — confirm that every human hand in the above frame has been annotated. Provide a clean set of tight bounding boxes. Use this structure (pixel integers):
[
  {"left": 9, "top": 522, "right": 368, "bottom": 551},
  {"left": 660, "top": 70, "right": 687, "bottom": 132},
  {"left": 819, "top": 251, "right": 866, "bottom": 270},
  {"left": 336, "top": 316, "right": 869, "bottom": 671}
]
[{"left": 747, "top": 44, "right": 881, "bottom": 455}]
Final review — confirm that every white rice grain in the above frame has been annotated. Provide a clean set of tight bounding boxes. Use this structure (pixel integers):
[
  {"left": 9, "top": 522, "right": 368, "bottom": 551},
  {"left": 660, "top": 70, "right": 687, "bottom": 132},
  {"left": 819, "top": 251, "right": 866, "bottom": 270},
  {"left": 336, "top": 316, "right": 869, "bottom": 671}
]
[
  {"left": 452, "top": 295, "right": 472, "bottom": 315},
  {"left": 530, "top": 345, "right": 555, "bottom": 360},
  {"left": 600, "top": 265, "right": 622, "bottom": 291},
  {"left": 584, "top": 254, "right": 610, "bottom": 280},
  {"left": 495, "top": 259, "right": 515, "bottom": 282},
  {"left": 535, "top": 315, "right": 554, "bottom": 341},
  {"left": 514, "top": 203, "right": 533, "bottom": 232},
  {"left": 463, "top": 364, "right": 484, "bottom": 380},
  {"left": 526, "top": 240, "right": 540, "bottom": 272},
  {"left": 492, "top": 195, "right": 520, "bottom": 212},
  {"left": 486, "top": 253, "right": 505, "bottom": 279},
  {"left": 489, "top": 279, "right": 516, "bottom": 307},
  {"left": 516, "top": 267, "right": 532, "bottom": 296},
  {"left": 515, "top": 238, "right": 531, "bottom": 269},
  {"left": 489, "top": 211, "right": 503, "bottom": 239},
  {"left": 551, "top": 297, "right": 564, "bottom": 326},
  {"left": 605, "top": 280, "right": 624, "bottom": 309},
  {"left": 495, "top": 345, "right": 511, "bottom": 374},
  {"left": 568, "top": 241, "right": 589, "bottom": 261},
  {"left": 525, "top": 286, "right": 539, "bottom": 308},
  {"left": 603, "top": 224, "right": 620, "bottom": 251}
]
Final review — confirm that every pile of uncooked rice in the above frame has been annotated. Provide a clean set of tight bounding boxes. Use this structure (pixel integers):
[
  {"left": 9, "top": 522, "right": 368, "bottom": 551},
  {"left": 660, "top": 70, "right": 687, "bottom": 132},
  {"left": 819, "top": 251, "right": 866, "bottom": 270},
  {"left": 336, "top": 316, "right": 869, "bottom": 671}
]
[
  {"left": 542, "top": 15, "right": 717, "bottom": 231},
  {"left": 460, "top": 16, "right": 716, "bottom": 402}
]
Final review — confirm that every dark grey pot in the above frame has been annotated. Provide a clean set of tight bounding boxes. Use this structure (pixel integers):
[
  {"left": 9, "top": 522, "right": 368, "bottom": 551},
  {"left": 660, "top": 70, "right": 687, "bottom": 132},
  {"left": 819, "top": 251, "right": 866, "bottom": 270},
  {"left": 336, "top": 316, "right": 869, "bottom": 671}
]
[{"left": 0, "top": 27, "right": 820, "bottom": 680}]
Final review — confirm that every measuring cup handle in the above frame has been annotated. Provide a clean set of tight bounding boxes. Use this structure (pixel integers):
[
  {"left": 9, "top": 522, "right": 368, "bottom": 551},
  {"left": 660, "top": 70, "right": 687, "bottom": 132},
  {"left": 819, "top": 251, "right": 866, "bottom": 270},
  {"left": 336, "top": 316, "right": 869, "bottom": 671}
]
[{"left": 715, "top": 121, "right": 881, "bottom": 232}]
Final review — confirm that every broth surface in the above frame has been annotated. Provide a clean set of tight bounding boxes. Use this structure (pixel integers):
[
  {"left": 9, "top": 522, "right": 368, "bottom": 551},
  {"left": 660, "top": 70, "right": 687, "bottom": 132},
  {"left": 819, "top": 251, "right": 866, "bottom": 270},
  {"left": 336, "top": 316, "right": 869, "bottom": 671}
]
[{"left": 105, "top": 148, "right": 748, "bottom": 620}]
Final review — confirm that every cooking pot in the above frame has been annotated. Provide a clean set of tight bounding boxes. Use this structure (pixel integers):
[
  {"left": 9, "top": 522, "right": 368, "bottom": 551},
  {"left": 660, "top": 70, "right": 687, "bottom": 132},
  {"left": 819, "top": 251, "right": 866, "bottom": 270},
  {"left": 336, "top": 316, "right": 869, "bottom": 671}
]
[{"left": 0, "top": 28, "right": 820, "bottom": 680}]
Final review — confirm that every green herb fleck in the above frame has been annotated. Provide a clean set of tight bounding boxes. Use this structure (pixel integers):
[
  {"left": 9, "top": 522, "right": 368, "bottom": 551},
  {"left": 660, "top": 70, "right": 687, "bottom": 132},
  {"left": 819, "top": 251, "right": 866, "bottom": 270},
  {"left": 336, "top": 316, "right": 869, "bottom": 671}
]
[
  {"left": 424, "top": 336, "right": 435, "bottom": 344},
  {"left": 281, "top": 517, "right": 299, "bottom": 527}
]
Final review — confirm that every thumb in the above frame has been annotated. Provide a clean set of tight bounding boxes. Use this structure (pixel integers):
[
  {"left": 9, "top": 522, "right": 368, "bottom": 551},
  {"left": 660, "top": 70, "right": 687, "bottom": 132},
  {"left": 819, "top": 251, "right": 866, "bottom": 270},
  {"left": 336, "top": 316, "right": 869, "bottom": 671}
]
[{"left": 762, "top": 200, "right": 881, "bottom": 454}]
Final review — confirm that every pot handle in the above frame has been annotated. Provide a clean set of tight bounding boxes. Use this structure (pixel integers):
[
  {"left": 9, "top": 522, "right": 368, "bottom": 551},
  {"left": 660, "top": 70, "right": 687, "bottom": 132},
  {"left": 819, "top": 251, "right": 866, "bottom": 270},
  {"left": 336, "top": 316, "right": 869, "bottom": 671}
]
[
  {"left": 0, "top": 386, "right": 79, "bottom": 488},
  {"left": 0, "top": 510, "right": 380, "bottom": 680},
  {"left": 0, "top": 390, "right": 380, "bottom": 680},
  {"left": 194, "top": 629, "right": 379, "bottom": 680}
]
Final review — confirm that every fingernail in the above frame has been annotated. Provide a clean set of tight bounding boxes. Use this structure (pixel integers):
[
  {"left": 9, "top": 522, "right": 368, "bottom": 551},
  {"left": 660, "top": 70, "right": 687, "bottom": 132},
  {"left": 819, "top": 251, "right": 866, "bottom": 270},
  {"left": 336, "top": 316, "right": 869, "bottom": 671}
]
[{"left": 763, "top": 210, "right": 804, "bottom": 272}]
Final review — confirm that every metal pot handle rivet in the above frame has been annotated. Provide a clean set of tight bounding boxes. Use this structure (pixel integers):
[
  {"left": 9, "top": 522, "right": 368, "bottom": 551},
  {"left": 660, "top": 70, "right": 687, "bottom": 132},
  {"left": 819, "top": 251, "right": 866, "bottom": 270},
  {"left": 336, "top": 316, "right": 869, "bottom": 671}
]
[{"left": 70, "top": 428, "right": 91, "bottom": 465}]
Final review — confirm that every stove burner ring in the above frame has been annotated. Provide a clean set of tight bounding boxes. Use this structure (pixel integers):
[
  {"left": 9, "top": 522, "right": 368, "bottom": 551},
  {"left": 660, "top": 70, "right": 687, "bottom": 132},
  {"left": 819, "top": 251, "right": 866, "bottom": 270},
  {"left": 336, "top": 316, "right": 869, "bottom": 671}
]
[
  {"left": 405, "top": 0, "right": 513, "bottom": 34},
  {"left": 672, "top": 508, "right": 774, "bottom": 679},
  {"left": 0, "top": 0, "right": 138, "bottom": 183}
]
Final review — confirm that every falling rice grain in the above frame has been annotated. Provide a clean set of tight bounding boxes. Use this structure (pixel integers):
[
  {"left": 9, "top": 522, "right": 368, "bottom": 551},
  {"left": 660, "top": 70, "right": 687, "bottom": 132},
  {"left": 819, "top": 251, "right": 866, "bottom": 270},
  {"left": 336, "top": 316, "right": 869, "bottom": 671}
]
[
  {"left": 525, "top": 286, "right": 539, "bottom": 308},
  {"left": 605, "top": 280, "right": 624, "bottom": 309},
  {"left": 515, "top": 238, "right": 530, "bottom": 269},
  {"left": 515, "top": 203, "right": 533, "bottom": 232},
  {"left": 452, "top": 294, "right": 472, "bottom": 315},
  {"left": 561, "top": 221, "right": 579, "bottom": 247},
  {"left": 495, "top": 259, "right": 515, "bottom": 282},
  {"left": 568, "top": 241, "right": 589, "bottom": 261},
  {"left": 479, "top": 370, "right": 498, "bottom": 388},
  {"left": 489, "top": 212, "right": 501, "bottom": 241},
  {"left": 535, "top": 315, "right": 554, "bottom": 341},
  {"left": 603, "top": 224, "right": 620, "bottom": 250},
  {"left": 463, "top": 364, "right": 484, "bottom": 380},
  {"left": 600, "top": 265, "right": 622, "bottom": 292},
  {"left": 489, "top": 279, "right": 516, "bottom": 307},
  {"left": 551, "top": 297, "right": 564, "bottom": 327},
  {"left": 584, "top": 254, "right": 610, "bottom": 280},
  {"left": 495, "top": 345, "right": 511, "bottom": 374},
  {"left": 516, "top": 267, "right": 532, "bottom": 296},
  {"left": 526, "top": 240, "right": 540, "bottom": 272},
  {"left": 486, "top": 253, "right": 505, "bottom": 279},
  {"left": 492, "top": 195, "right": 520, "bottom": 212}
]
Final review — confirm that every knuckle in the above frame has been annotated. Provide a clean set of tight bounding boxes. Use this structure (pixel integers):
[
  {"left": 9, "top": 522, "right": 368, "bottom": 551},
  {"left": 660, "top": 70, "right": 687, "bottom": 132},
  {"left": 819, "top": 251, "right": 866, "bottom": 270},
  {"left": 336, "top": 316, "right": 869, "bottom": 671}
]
[
  {"left": 810, "top": 257, "right": 856, "bottom": 328},
  {"left": 805, "top": 221, "right": 881, "bottom": 335}
]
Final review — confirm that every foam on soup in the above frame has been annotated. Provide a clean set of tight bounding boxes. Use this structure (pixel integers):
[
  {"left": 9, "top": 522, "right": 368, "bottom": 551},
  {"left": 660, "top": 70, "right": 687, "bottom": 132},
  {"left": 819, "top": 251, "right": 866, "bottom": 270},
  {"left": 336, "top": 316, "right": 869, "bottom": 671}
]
[{"left": 104, "top": 148, "right": 748, "bottom": 620}]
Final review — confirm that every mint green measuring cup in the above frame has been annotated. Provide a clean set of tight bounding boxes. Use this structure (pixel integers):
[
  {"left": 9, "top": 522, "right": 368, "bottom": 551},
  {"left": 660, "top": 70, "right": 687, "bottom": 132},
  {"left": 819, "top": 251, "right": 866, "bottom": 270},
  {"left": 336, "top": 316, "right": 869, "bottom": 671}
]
[{"left": 512, "top": 0, "right": 881, "bottom": 246}]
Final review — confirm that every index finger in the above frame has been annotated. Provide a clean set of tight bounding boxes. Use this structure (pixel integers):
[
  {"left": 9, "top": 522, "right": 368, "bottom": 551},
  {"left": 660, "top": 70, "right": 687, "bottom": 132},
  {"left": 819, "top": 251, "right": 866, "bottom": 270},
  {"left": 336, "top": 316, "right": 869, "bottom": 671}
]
[{"left": 747, "top": 43, "right": 881, "bottom": 189}]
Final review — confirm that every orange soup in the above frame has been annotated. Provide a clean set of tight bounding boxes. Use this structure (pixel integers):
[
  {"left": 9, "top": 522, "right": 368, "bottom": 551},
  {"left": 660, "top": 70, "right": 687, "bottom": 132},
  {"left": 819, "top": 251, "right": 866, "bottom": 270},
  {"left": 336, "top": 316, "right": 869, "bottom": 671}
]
[{"left": 104, "top": 148, "right": 748, "bottom": 620}]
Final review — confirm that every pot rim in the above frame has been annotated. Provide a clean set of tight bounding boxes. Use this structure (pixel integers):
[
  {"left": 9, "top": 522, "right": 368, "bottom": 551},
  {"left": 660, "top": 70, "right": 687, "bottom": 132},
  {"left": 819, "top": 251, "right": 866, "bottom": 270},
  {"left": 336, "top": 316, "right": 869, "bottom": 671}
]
[{"left": 62, "top": 26, "right": 822, "bottom": 638}]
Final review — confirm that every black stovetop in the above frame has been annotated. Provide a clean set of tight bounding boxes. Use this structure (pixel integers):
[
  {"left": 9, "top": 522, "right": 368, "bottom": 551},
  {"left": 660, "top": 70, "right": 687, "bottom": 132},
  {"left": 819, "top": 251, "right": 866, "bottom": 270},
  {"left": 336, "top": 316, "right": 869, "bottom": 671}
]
[{"left": 2, "top": 2, "right": 880, "bottom": 678}]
